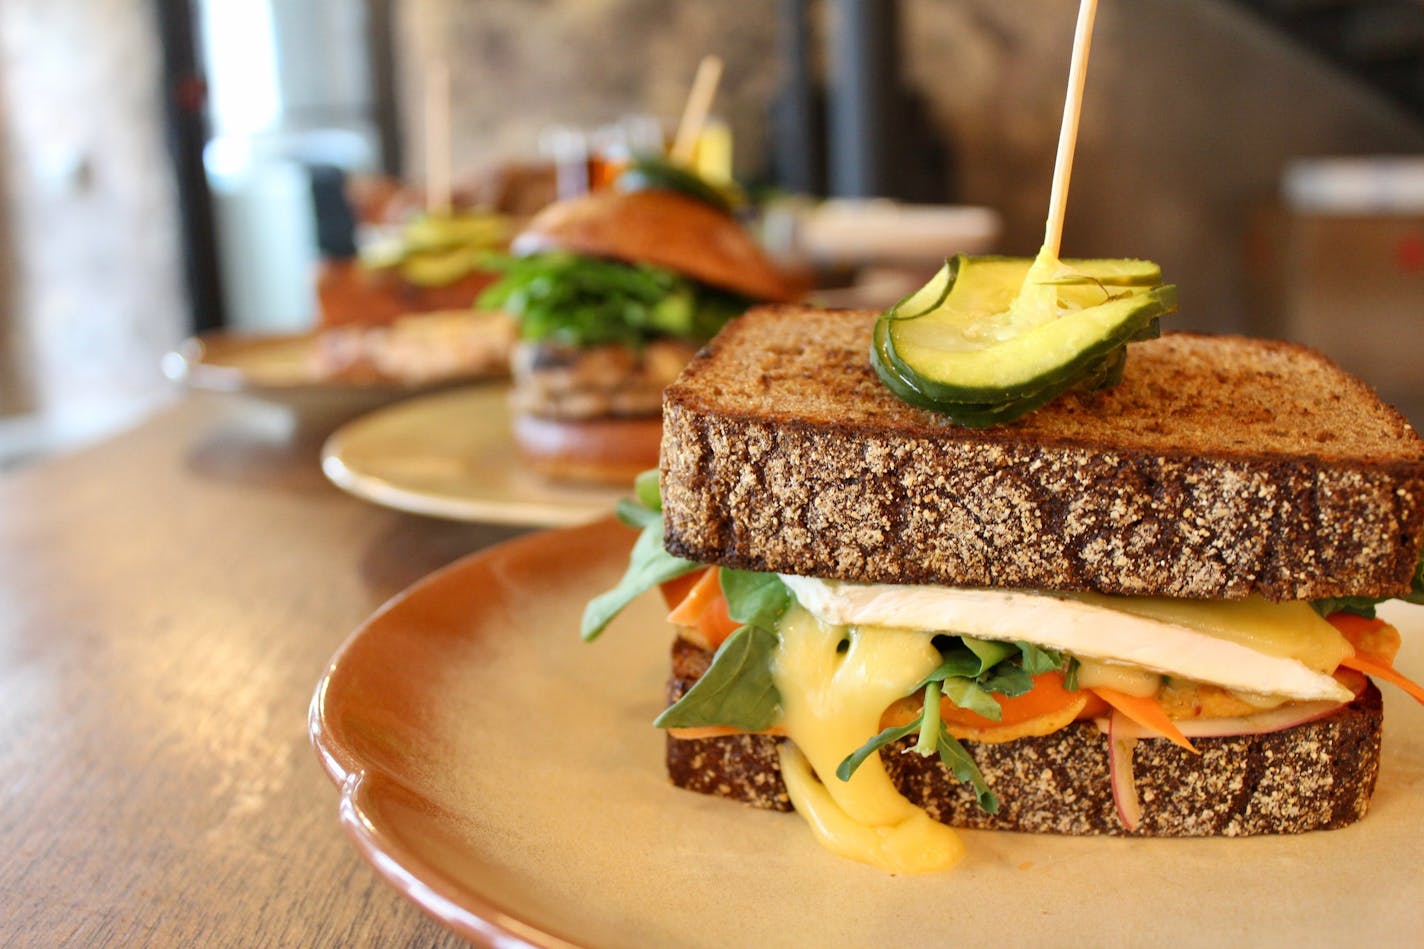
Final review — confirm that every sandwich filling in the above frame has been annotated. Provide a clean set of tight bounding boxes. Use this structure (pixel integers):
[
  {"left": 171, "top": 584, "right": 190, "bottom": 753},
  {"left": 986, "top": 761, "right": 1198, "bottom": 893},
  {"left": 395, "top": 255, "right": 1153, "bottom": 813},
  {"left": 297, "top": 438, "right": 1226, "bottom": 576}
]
[{"left": 583, "top": 479, "right": 1424, "bottom": 874}]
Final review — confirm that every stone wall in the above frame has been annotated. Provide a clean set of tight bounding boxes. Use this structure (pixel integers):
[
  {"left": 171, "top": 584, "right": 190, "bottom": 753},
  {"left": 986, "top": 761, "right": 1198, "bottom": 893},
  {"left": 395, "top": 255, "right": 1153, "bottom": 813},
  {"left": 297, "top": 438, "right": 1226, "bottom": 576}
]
[{"left": 0, "top": 0, "right": 187, "bottom": 424}]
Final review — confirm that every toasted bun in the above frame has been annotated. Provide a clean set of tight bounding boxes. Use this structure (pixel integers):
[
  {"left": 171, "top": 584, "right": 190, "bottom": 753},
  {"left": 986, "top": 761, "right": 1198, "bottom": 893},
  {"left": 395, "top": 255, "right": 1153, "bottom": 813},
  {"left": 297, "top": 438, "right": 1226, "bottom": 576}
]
[
  {"left": 512, "top": 412, "right": 661, "bottom": 485},
  {"left": 510, "top": 189, "right": 801, "bottom": 303}
]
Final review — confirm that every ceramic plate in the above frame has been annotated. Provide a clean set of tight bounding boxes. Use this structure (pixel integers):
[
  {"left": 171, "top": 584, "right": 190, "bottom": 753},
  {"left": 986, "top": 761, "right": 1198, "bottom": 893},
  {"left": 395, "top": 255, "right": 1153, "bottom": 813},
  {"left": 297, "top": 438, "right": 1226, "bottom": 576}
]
[
  {"left": 310, "top": 519, "right": 1424, "bottom": 948},
  {"left": 163, "top": 331, "right": 495, "bottom": 420},
  {"left": 320, "top": 387, "right": 625, "bottom": 527}
]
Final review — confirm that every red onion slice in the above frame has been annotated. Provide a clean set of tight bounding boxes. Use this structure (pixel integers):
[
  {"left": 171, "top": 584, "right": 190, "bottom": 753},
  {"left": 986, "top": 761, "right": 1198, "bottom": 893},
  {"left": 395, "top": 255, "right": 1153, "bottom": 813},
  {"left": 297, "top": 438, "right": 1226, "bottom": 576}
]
[{"left": 1108, "top": 710, "right": 1142, "bottom": 832}]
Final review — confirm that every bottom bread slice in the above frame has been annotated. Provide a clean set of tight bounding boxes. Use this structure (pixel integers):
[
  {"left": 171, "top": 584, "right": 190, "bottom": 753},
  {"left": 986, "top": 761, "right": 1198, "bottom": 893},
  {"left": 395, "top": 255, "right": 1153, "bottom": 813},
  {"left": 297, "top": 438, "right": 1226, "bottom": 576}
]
[{"left": 666, "top": 639, "right": 1383, "bottom": 836}]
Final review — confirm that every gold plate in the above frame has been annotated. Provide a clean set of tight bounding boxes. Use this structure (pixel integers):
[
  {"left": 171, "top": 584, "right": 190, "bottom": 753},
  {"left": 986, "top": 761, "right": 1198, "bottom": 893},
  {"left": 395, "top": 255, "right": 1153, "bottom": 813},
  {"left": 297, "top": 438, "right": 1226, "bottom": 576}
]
[
  {"left": 321, "top": 387, "right": 624, "bottom": 527},
  {"left": 310, "top": 519, "right": 1424, "bottom": 947}
]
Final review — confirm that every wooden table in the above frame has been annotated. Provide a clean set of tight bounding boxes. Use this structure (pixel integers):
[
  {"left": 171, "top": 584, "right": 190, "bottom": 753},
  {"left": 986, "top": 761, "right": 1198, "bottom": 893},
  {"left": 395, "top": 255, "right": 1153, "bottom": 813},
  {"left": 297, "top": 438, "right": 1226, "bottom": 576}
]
[{"left": 0, "top": 394, "right": 531, "bottom": 945}]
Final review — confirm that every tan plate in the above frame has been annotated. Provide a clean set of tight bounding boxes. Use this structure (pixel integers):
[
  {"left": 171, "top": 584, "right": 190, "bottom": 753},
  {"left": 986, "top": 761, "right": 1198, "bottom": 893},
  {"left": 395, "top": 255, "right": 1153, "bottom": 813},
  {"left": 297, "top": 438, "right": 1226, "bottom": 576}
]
[
  {"left": 320, "top": 386, "right": 625, "bottom": 527},
  {"left": 310, "top": 519, "right": 1424, "bottom": 948},
  {"left": 162, "top": 331, "right": 496, "bottom": 419}
]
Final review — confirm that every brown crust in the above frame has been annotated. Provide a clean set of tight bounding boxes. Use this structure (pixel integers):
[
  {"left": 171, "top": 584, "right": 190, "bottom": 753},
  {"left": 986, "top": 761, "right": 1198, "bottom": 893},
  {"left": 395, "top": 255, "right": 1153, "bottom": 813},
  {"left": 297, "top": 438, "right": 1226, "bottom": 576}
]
[
  {"left": 512, "top": 414, "right": 661, "bottom": 485},
  {"left": 511, "top": 190, "right": 800, "bottom": 303},
  {"left": 660, "top": 307, "right": 1424, "bottom": 601},
  {"left": 665, "top": 639, "right": 1383, "bottom": 835}
]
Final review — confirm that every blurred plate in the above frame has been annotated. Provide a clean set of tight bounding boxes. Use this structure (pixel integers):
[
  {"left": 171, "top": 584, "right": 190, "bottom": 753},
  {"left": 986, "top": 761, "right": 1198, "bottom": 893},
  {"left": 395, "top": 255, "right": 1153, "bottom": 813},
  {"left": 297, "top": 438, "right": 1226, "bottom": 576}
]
[
  {"left": 163, "top": 327, "right": 506, "bottom": 421},
  {"left": 310, "top": 518, "right": 1424, "bottom": 947},
  {"left": 797, "top": 200, "right": 1001, "bottom": 267},
  {"left": 321, "top": 386, "right": 625, "bottom": 527}
]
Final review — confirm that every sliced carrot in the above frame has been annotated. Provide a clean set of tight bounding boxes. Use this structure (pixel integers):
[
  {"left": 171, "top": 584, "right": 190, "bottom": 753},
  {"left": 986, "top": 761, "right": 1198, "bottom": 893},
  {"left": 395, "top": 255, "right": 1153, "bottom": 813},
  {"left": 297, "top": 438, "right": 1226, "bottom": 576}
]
[
  {"left": 666, "top": 568, "right": 740, "bottom": 649},
  {"left": 666, "top": 568, "right": 720, "bottom": 624},
  {"left": 1326, "top": 613, "right": 1402, "bottom": 664},
  {"left": 696, "top": 590, "right": 740, "bottom": 649},
  {"left": 1339, "top": 653, "right": 1424, "bottom": 706},
  {"left": 940, "top": 671, "right": 1080, "bottom": 730},
  {"left": 661, "top": 567, "right": 710, "bottom": 611},
  {"left": 1091, "top": 687, "right": 1198, "bottom": 753}
]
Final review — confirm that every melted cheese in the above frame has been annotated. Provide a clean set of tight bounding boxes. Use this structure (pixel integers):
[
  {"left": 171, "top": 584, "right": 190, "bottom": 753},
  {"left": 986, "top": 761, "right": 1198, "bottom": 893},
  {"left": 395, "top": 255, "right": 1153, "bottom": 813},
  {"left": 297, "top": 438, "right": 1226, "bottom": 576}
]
[
  {"left": 780, "top": 576, "right": 1352, "bottom": 703},
  {"left": 771, "top": 606, "right": 964, "bottom": 873}
]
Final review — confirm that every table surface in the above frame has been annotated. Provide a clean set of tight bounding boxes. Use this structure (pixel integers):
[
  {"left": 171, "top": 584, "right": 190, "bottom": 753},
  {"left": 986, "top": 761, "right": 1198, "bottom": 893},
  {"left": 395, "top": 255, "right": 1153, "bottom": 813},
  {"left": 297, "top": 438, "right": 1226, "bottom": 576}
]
[{"left": 0, "top": 394, "right": 530, "bottom": 946}]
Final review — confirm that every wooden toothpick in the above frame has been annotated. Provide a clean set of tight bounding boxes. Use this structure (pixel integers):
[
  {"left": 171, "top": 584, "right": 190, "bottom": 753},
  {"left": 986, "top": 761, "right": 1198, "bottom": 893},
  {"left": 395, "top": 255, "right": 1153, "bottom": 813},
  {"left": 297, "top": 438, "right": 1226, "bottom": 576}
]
[{"left": 1042, "top": 0, "right": 1098, "bottom": 259}]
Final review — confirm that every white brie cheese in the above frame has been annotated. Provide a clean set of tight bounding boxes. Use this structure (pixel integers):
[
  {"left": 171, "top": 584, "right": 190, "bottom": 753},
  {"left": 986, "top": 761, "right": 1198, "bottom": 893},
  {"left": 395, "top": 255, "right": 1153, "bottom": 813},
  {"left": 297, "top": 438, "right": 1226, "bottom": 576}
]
[{"left": 778, "top": 575, "right": 1353, "bottom": 703}]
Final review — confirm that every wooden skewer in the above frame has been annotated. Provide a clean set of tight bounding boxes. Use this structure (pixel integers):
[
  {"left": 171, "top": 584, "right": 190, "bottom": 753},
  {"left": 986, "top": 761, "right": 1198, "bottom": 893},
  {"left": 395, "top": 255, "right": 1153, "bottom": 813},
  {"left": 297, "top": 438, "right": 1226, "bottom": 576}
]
[
  {"left": 670, "top": 55, "right": 724, "bottom": 167},
  {"left": 1042, "top": 0, "right": 1098, "bottom": 259},
  {"left": 424, "top": 58, "right": 453, "bottom": 215}
]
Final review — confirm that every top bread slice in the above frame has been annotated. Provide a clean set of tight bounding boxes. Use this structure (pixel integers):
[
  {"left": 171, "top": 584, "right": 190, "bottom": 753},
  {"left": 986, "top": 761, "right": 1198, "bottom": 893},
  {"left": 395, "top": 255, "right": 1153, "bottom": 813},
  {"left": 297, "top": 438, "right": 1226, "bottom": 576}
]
[{"left": 660, "top": 305, "right": 1424, "bottom": 601}]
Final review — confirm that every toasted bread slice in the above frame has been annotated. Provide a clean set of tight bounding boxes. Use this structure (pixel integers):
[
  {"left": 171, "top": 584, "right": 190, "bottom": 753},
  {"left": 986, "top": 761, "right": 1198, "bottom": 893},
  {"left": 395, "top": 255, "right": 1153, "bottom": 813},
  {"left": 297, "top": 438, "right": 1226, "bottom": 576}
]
[
  {"left": 660, "top": 306, "right": 1424, "bottom": 601},
  {"left": 665, "top": 638, "right": 1382, "bottom": 836}
]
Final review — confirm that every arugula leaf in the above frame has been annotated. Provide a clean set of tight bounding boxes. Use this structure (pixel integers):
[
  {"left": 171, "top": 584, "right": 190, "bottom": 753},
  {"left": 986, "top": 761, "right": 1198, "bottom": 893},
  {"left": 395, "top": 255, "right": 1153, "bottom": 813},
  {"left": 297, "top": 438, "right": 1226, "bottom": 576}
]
[
  {"left": 581, "top": 521, "right": 699, "bottom": 641},
  {"left": 633, "top": 469, "right": 662, "bottom": 511},
  {"left": 936, "top": 724, "right": 999, "bottom": 814},
  {"left": 479, "top": 252, "right": 748, "bottom": 348},
  {"left": 833, "top": 683, "right": 1000, "bottom": 815},
  {"left": 1064, "top": 656, "right": 1081, "bottom": 692},
  {"left": 615, "top": 497, "right": 660, "bottom": 529},
  {"left": 940, "top": 677, "right": 1003, "bottom": 720},
  {"left": 719, "top": 569, "right": 792, "bottom": 630},
  {"left": 1017, "top": 642, "right": 1064, "bottom": 675},
  {"left": 653, "top": 625, "right": 780, "bottom": 730},
  {"left": 978, "top": 663, "right": 1034, "bottom": 697},
  {"left": 834, "top": 720, "right": 921, "bottom": 782},
  {"left": 960, "top": 636, "right": 1017, "bottom": 671}
]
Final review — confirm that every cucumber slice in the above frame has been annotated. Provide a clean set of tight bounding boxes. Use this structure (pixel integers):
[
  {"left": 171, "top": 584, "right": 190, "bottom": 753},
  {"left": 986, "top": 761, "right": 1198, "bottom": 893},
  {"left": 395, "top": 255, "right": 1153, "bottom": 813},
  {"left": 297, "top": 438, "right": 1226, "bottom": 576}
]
[
  {"left": 876, "top": 255, "right": 1175, "bottom": 407},
  {"left": 871, "top": 318, "right": 1132, "bottom": 428},
  {"left": 615, "top": 155, "right": 743, "bottom": 214}
]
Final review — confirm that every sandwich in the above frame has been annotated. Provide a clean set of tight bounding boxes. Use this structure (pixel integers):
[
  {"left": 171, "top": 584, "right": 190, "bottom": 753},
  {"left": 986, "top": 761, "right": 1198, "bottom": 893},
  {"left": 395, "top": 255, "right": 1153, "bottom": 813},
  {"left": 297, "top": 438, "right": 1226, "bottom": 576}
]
[
  {"left": 479, "top": 159, "right": 802, "bottom": 484},
  {"left": 311, "top": 209, "right": 516, "bottom": 385},
  {"left": 581, "top": 277, "right": 1424, "bottom": 873}
]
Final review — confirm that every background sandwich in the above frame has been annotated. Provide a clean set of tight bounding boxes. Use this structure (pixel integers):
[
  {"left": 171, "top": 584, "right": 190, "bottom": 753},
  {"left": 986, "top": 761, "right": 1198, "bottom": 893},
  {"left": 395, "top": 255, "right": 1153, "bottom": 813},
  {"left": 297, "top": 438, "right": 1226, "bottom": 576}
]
[{"left": 480, "top": 160, "right": 802, "bottom": 484}]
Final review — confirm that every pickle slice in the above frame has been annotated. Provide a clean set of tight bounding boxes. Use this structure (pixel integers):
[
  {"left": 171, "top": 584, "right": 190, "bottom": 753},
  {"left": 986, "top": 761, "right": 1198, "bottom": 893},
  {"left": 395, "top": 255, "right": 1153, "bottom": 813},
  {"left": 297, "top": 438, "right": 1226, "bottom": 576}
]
[{"left": 875, "top": 255, "right": 1175, "bottom": 414}]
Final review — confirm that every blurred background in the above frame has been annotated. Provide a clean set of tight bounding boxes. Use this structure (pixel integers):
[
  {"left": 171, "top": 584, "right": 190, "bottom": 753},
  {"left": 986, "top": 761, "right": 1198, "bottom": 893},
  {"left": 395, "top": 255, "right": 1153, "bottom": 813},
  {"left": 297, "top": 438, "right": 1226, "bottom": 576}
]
[{"left": 0, "top": 0, "right": 1421, "bottom": 467}]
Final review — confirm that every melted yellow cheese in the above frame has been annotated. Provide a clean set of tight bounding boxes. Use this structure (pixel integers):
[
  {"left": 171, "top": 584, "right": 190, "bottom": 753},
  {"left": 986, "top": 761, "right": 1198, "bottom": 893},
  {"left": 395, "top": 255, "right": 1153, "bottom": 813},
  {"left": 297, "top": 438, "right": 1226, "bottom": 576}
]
[
  {"left": 771, "top": 606, "right": 964, "bottom": 873},
  {"left": 1070, "top": 594, "right": 1349, "bottom": 674}
]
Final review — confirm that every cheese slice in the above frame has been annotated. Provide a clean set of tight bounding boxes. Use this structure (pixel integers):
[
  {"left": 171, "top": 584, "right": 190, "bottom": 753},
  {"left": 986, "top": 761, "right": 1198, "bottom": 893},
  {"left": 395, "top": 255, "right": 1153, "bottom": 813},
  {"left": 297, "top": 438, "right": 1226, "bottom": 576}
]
[
  {"left": 771, "top": 605, "right": 964, "bottom": 873},
  {"left": 779, "top": 576, "right": 1353, "bottom": 703}
]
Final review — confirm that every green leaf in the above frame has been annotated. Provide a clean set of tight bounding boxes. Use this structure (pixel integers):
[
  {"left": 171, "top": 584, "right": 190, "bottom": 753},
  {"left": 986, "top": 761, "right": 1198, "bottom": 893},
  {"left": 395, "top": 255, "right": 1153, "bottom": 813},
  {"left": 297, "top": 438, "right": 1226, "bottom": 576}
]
[
  {"left": 1017, "top": 642, "right": 1064, "bottom": 675},
  {"left": 834, "top": 720, "right": 922, "bottom": 782},
  {"left": 633, "top": 469, "right": 662, "bottom": 511},
  {"left": 653, "top": 625, "right": 780, "bottom": 731},
  {"left": 913, "top": 682, "right": 943, "bottom": 756},
  {"left": 1064, "top": 657, "right": 1081, "bottom": 692},
  {"left": 581, "top": 522, "right": 699, "bottom": 641},
  {"left": 940, "top": 677, "right": 1002, "bottom": 720},
  {"left": 937, "top": 724, "right": 999, "bottom": 814},
  {"left": 978, "top": 663, "right": 1034, "bottom": 697},
  {"left": 719, "top": 569, "right": 792, "bottom": 629},
  {"left": 961, "top": 636, "right": 1017, "bottom": 670},
  {"left": 615, "top": 498, "right": 659, "bottom": 529}
]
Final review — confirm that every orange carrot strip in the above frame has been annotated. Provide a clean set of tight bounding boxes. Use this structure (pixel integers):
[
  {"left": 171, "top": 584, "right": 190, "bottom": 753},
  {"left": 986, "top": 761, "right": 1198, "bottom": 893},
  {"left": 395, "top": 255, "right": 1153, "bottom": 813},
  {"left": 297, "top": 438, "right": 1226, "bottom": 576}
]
[
  {"left": 938, "top": 671, "right": 1079, "bottom": 730},
  {"left": 696, "top": 591, "right": 741, "bottom": 649},
  {"left": 659, "top": 567, "right": 708, "bottom": 609},
  {"left": 1339, "top": 654, "right": 1424, "bottom": 706},
  {"left": 1091, "top": 687, "right": 1198, "bottom": 753},
  {"left": 666, "top": 568, "right": 721, "bottom": 625}
]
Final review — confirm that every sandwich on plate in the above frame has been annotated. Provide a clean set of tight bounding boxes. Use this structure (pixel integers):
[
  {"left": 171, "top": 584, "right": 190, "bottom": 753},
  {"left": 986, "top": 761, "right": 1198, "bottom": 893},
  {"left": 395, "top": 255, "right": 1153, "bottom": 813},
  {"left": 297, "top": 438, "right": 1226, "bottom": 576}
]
[
  {"left": 479, "top": 158, "right": 802, "bottom": 484},
  {"left": 582, "top": 255, "right": 1424, "bottom": 873}
]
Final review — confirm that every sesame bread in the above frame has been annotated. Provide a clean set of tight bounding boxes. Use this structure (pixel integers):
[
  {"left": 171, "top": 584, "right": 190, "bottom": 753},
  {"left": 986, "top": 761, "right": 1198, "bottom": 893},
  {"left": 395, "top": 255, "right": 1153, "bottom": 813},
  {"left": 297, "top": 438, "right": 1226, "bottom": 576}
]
[
  {"left": 665, "top": 638, "right": 1383, "bottom": 836},
  {"left": 660, "top": 306, "right": 1424, "bottom": 601}
]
